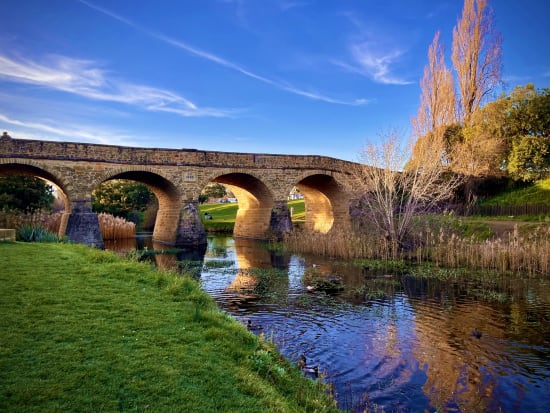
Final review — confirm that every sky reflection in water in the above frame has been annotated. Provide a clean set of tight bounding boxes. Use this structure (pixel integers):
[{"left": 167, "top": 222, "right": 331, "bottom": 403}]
[{"left": 107, "top": 235, "right": 550, "bottom": 412}]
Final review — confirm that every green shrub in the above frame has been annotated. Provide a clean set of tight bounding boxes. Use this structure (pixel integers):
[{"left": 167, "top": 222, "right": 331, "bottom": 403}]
[{"left": 16, "top": 225, "right": 61, "bottom": 243}]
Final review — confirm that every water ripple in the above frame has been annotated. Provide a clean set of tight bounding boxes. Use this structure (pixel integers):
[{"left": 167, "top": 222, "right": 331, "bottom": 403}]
[{"left": 198, "top": 237, "right": 550, "bottom": 412}]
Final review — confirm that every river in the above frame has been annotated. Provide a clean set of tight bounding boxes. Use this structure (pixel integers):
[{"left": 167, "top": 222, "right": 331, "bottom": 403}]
[{"left": 106, "top": 235, "right": 550, "bottom": 412}]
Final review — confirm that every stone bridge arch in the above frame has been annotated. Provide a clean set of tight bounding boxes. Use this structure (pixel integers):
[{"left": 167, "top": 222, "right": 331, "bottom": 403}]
[
  {"left": 95, "top": 168, "right": 187, "bottom": 245},
  {"left": 205, "top": 171, "right": 277, "bottom": 239},
  {"left": 0, "top": 160, "right": 73, "bottom": 237},
  {"left": 294, "top": 172, "right": 350, "bottom": 234}
]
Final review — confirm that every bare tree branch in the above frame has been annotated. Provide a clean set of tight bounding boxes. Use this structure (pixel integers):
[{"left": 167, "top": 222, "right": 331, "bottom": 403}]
[{"left": 352, "top": 131, "right": 463, "bottom": 258}]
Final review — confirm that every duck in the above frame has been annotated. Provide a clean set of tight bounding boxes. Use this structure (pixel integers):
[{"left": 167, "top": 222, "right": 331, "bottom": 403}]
[
  {"left": 297, "top": 355, "right": 319, "bottom": 377},
  {"left": 471, "top": 328, "right": 482, "bottom": 339},
  {"left": 247, "top": 319, "right": 263, "bottom": 331}
]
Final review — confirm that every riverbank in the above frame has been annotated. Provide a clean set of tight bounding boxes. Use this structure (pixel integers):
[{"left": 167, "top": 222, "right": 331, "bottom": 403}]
[{"left": 0, "top": 242, "right": 339, "bottom": 412}]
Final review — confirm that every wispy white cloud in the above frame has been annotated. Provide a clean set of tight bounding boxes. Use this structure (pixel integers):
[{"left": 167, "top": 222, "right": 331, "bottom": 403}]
[
  {"left": 0, "top": 113, "right": 137, "bottom": 145},
  {"left": 278, "top": 1, "right": 311, "bottom": 12},
  {"left": 0, "top": 54, "right": 237, "bottom": 118},
  {"left": 348, "top": 42, "right": 412, "bottom": 85},
  {"left": 78, "top": 0, "right": 367, "bottom": 106},
  {"left": 334, "top": 12, "right": 412, "bottom": 85}
]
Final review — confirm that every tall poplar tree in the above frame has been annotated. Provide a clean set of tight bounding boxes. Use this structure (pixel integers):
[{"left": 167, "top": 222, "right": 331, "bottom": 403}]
[
  {"left": 413, "top": 31, "right": 456, "bottom": 139},
  {"left": 451, "top": 0, "right": 502, "bottom": 122},
  {"left": 410, "top": 31, "right": 456, "bottom": 168}
]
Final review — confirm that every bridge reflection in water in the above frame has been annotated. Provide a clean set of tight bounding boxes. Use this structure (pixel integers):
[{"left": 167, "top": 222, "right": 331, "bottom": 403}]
[{"left": 106, "top": 235, "right": 550, "bottom": 413}]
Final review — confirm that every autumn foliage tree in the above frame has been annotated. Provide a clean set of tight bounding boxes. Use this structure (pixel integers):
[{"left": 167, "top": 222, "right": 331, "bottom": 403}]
[
  {"left": 412, "top": 0, "right": 503, "bottom": 181},
  {"left": 410, "top": 31, "right": 456, "bottom": 169}
]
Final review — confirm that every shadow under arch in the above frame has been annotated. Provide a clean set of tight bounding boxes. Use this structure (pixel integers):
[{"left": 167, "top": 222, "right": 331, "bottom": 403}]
[
  {"left": 211, "top": 173, "right": 274, "bottom": 239},
  {"left": 0, "top": 162, "right": 71, "bottom": 237},
  {"left": 295, "top": 173, "right": 349, "bottom": 233},
  {"left": 98, "top": 170, "right": 181, "bottom": 245}
]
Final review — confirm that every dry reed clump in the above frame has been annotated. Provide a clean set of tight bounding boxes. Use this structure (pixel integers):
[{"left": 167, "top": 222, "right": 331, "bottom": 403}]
[
  {"left": 98, "top": 213, "right": 136, "bottom": 240},
  {"left": 0, "top": 211, "right": 136, "bottom": 241},
  {"left": 0, "top": 210, "right": 62, "bottom": 234},
  {"left": 284, "top": 224, "right": 550, "bottom": 277},
  {"left": 283, "top": 227, "right": 393, "bottom": 261},
  {"left": 415, "top": 225, "right": 550, "bottom": 276}
]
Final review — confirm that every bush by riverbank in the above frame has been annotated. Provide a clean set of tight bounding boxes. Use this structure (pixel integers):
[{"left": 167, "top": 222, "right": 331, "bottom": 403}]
[{"left": 0, "top": 242, "right": 339, "bottom": 412}]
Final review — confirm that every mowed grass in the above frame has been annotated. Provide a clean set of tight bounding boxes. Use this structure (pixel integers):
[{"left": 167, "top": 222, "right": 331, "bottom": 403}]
[
  {"left": 482, "top": 177, "right": 550, "bottom": 205},
  {"left": 0, "top": 242, "right": 339, "bottom": 413},
  {"left": 288, "top": 200, "right": 305, "bottom": 222},
  {"left": 199, "top": 200, "right": 305, "bottom": 231}
]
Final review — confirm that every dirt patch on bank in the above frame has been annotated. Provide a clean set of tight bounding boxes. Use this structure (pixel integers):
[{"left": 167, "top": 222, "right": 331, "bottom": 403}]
[{"left": 484, "top": 220, "right": 541, "bottom": 239}]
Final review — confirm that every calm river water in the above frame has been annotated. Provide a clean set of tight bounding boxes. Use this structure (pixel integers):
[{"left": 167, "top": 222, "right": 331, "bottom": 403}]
[{"left": 107, "top": 235, "right": 550, "bottom": 412}]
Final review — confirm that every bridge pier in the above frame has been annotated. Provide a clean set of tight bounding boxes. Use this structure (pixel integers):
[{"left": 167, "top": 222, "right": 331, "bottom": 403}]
[
  {"left": 269, "top": 200, "right": 292, "bottom": 240},
  {"left": 176, "top": 201, "right": 207, "bottom": 246},
  {"left": 64, "top": 200, "right": 104, "bottom": 248}
]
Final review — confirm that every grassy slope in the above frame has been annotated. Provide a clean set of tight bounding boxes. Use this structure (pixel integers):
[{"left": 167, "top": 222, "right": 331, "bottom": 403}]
[
  {"left": 481, "top": 177, "right": 550, "bottom": 206},
  {"left": 0, "top": 242, "right": 338, "bottom": 413}
]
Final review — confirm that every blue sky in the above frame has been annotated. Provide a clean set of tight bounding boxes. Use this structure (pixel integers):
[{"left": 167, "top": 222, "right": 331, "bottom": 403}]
[{"left": 1, "top": 0, "right": 549, "bottom": 162}]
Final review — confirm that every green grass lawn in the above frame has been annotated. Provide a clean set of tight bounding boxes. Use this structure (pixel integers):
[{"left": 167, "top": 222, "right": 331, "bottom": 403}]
[
  {"left": 288, "top": 200, "right": 305, "bottom": 221},
  {"left": 481, "top": 177, "right": 550, "bottom": 206},
  {"left": 0, "top": 242, "right": 339, "bottom": 413},
  {"left": 199, "top": 200, "right": 305, "bottom": 232}
]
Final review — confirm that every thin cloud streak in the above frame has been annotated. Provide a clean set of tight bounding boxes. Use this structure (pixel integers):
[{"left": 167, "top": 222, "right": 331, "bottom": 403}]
[
  {"left": 0, "top": 113, "right": 137, "bottom": 146},
  {"left": 78, "top": 0, "right": 368, "bottom": 106},
  {"left": 0, "top": 54, "right": 237, "bottom": 118}
]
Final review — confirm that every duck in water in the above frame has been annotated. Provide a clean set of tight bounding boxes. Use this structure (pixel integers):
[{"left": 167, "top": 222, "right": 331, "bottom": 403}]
[
  {"left": 298, "top": 355, "right": 319, "bottom": 377},
  {"left": 247, "top": 319, "right": 263, "bottom": 331}
]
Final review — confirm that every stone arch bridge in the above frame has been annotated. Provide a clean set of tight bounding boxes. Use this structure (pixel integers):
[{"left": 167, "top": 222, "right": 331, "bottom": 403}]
[{"left": 0, "top": 134, "right": 360, "bottom": 248}]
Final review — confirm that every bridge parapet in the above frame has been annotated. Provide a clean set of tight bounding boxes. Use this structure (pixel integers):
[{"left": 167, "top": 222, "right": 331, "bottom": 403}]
[{"left": 0, "top": 136, "right": 355, "bottom": 172}]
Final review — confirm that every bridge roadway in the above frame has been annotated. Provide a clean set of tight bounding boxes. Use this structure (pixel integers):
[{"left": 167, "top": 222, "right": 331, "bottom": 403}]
[{"left": 0, "top": 133, "right": 358, "bottom": 247}]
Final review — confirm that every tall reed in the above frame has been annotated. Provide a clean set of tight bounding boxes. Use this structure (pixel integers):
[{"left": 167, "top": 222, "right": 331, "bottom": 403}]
[
  {"left": 284, "top": 223, "right": 550, "bottom": 277},
  {"left": 416, "top": 225, "right": 549, "bottom": 276},
  {"left": 283, "top": 227, "right": 392, "bottom": 261},
  {"left": 97, "top": 213, "right": 136, "bottom": 240},
  {"left": 1, "top": 211, "right": 136, "bottom": 241}
]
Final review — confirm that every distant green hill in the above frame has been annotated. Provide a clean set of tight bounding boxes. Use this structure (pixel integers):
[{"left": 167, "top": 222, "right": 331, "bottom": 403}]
[{"left": 482, "top": 178, "right": 550, "bottom": 206}]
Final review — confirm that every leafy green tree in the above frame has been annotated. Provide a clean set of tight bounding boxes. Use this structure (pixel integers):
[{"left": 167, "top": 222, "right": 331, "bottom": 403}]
[
  {"left": 0, "top": 175, "right": 54, "bottom": 213},
  {"left": 92, "top": 180, "right": 153, "bottom": 219},
  {"left": 508, "top": 136, "right": 550, "bottom": 182},
  {"left": 507, "top": 85, "right": 550, "bottom": 137},
  {"left": 445, "top": 85, "right": 549, "bottom": 181},
  {"left": 506, "top": 86, "right": 550, "bottom": 181},
  {"left": 199, "top": 183, "right": 227, "bottom": 203}
]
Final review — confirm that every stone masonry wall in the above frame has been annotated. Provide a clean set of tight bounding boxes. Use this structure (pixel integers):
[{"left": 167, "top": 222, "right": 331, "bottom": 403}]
[{"left": 0, "top": 135, "right": 357, "bottom": 245}]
